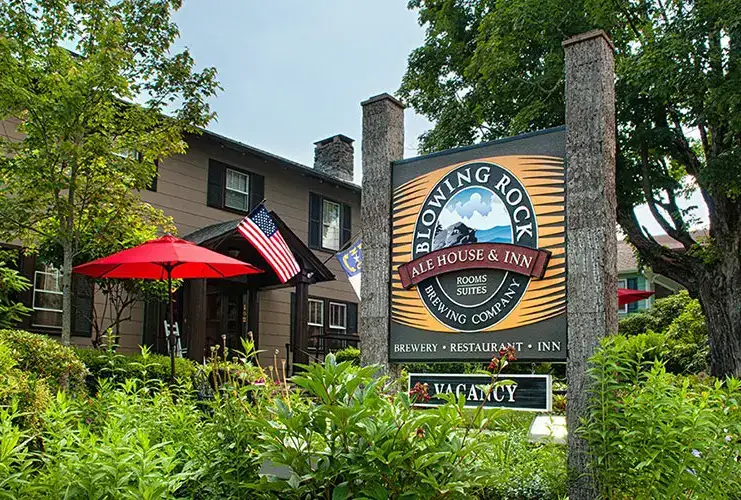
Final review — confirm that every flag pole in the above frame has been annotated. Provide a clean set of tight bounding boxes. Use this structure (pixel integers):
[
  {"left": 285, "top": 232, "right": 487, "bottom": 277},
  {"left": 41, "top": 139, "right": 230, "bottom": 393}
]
[{"left": 320, "top": 230, "right": 362, "bottom": 266}]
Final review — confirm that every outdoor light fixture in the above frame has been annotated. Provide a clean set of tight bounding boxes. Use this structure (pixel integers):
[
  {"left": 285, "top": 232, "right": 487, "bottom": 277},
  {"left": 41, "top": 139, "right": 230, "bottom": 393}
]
[
  {"left": 527, "top": 415, "right": 567, "bottom": 445},
  {"left": 227, "top": 248, "right": 240, "bottom": 258}
]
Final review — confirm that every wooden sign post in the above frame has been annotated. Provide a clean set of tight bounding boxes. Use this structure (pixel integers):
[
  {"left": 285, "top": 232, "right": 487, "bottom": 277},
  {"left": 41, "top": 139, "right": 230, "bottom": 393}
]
[{"left": 563, "top": 30, "right": 617, "bottom": 499}]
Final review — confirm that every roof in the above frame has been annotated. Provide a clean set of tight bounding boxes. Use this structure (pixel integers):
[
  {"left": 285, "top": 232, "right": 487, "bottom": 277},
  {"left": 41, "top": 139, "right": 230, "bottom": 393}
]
[
  {"left": 196, "top": 128, "right": 361, "bottom": 194},
  {"left": 618, "top": 230, "right": 708, "bottom": 273},
  {"left": 182, "top": 212, "right": 335, "bottom": 286}
]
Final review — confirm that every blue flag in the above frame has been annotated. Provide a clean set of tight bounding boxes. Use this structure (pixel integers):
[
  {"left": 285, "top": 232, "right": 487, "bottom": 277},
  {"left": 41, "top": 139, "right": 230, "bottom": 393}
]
[{"left": 336, "top": 238, "right": 362, "bottom": 299}]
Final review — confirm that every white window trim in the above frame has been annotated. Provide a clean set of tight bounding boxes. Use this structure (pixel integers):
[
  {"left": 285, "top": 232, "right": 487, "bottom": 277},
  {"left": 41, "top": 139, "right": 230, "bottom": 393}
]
[
  {"left": 321, "top": 199, "right": 341, "bottom": 251},
  {"left": 308, "top": 298, "right": 324, "bottom": 327},
  {"left": 329, "top": 302, "right": 347, "bottom": 330},
  {"left": 618, "top": 279, "right": 628, "bottom": 314},
  {"left": 225, "top": 168, "right": 251, "bottom": 210},
  {"left": 32, "top": 266, "right": 63, "bottom": 328},
  {"left": 113, "top": 149, "right": 142, "bottom": 161}
]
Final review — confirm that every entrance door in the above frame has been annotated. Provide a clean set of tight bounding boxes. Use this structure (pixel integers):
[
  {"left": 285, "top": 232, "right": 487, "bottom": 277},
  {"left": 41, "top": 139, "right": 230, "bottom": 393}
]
[{"left": 205, "top": 285, "right": 249, "bottom": 357}]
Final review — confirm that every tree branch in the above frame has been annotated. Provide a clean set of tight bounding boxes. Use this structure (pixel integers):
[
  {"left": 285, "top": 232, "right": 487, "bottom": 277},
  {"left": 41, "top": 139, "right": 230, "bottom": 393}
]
[
  {"left": 639, "top": 142, "right": 695, "bottom": 249},
  {"left": 617, "top": 199, "right": 702, "bottom": 291}
]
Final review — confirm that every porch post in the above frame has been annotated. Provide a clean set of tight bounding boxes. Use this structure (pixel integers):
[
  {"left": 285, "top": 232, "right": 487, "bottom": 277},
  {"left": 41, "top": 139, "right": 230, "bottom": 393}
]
[{"left": 293, "top": 272, "right": 311, "bottom": 366}]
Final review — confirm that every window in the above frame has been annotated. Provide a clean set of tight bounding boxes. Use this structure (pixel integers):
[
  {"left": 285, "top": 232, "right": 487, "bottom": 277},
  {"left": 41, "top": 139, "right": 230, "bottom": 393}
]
[
  {"left": 329, "top": 302, "right": 346, "bottom": 330},
  {"left": 308, "top": 298, "right": 324, "bottom": 350},
  {"left": 113, "top": 149, "right": 142, "bottom": 161},
  {"left": 33, "top": 264, "right": 63, "bottom": 329},
  {"left": 293, "top": 296, "right": 358, "bottom": 354},
  {"left": 322, "top": 199, "right": 341, "bottom": 251},
  {"left": 225, "top": 168, "right": 251, "bottom": 211},
  {"left": 618, "top": 279, "right": 628, "bottom": 314},
  {"left": 207, "top": 159, "right": 264, "bottom": 214},
  {"left": 309, "top": 193, "right": 351, "bottom": 252}
]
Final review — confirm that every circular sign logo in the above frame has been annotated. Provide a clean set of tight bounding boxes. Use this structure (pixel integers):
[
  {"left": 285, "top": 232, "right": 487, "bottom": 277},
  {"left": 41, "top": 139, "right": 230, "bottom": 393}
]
[{"left": 411, "top": 162, "right": 537, "bottom": 331}]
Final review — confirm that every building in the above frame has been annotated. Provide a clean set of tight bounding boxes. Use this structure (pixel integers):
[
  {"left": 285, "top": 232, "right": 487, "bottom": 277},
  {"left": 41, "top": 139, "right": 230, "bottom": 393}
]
[
  {"left": 616, "top": 233, "right": 704, "bottom": 315},
  {"left": 1, "top": 114, "right": 361, "bottom": 368}
]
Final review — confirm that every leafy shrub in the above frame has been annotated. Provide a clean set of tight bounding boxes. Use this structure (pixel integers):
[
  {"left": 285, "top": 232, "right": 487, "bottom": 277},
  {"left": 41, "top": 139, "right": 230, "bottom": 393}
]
[
  {"left": 333, "top": 346, "right": 360, "bottom": 364},
  {"left": 0, "top": 329, "right": 87, "bottom": 394},
  {"left": 248, "top": 354, "right": 507, "bottom": 498},
  {"left": 75, "top": 347, "right": 196, "bottom": 391},
  {"left": 617, "top": 291, "right": 709, "bottom": 374},
  {"left": 618, "top": 290, "right": 696, "bottom": 337},
  {"left": 583, "top": 335, "right": 741, "bottom": 499},
  {"left": 1, "top": 381, "right": 200, "bottom": 499},
  {"left": 0, "top": 343, "right": 52, "bottom": 430},
  {"left": 480, "top": 432, "right": 566, "bottom": 499}
]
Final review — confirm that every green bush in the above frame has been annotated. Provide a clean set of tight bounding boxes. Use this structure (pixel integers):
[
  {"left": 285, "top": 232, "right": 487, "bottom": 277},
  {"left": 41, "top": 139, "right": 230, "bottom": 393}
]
[
  {"left": 75, "top": 347, "right": 197, "bottom": 390},
  {"left": 480, "top": 432, "right": 566, "bottom": 499},
  {"left": 0, "top": 329, "right": 87, "bottom": 393},
  {"left": 617, "top": 291, "right": 709, "bottom": 374},
  {"left": 583, "top": 335, "right": 741, "bottom": 499},
  {"left": 333, "top": 346, "right": 360, "bottom": 364},
  {"left": 618, "top": 290, "right": 696, "bottom": 337},
  {"left": 0, "top": 342, "right": 52, "bottom": 430}
]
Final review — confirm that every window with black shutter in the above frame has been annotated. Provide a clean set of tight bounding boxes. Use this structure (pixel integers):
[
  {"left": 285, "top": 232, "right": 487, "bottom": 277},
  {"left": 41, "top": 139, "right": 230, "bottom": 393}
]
[
  {"left": 206, "top": 159, "right": 264, "bottom": 214},
  {"left": 146, "top": 159, "right": 159, "bottom": 192},
  {"left": 308, "top": 192, "right": 352, "bottom": 252}
]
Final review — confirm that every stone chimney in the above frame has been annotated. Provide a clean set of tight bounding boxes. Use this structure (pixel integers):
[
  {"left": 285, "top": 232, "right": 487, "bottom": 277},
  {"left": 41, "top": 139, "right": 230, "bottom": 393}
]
[{"left": 313, "top": 134, "right": 354, "bottom": 182}]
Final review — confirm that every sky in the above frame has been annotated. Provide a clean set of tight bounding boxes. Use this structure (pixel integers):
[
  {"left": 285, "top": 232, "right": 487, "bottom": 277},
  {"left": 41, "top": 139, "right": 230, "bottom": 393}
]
[{"left": 172, "top": 1, "right": 708, "bottom": 235}]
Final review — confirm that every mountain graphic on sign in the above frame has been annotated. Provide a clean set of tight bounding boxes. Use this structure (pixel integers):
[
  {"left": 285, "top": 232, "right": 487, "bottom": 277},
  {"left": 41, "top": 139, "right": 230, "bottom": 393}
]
[
  {"left": 475, "top": 225, "right": 513, "bottom": 244},
  {"left": 434, "top": 186, "right": 513, "bottom": 249}
]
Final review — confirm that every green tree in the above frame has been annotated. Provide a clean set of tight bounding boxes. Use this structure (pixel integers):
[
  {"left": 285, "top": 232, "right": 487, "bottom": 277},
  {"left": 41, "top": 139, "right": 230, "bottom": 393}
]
[
  {"left": 0, "top": 0, "right": 219, "bottom": 345},
  {"left": 37, "top": 198, "right": 177, "bottom": 347},
  {"left": 400, "top": 0, "right": 741, "bottom": 377},
  {"left": 0, "top": 254, "right": 32, "bottom": 329}
]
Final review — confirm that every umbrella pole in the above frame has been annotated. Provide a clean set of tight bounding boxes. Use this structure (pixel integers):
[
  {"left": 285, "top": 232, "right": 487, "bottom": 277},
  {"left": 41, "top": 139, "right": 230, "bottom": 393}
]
[{"left": 168, "top": 268, "right": 176, "bottom": 383}]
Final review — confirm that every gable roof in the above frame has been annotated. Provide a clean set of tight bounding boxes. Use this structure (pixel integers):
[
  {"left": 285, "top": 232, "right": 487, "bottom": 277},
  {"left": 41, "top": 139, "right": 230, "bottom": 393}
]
[
  {"left": 195, "top": 129, "right": 361, "bottom": 194},
  {"left": 182, "top": 211, "right": 334, "bottom": 286},
  {"left": 618, "top": 230, "right": 708, "bottom": 273}
]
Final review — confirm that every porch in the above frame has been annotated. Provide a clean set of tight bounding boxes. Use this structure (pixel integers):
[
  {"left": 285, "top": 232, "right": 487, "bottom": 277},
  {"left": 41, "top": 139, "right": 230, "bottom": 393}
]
[{"left": 142, "top": 211, "right": 359, "bottom": 370}]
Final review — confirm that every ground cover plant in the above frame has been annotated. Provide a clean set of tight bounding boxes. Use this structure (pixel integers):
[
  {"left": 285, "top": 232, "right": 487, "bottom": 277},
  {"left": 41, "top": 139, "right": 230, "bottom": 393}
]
[{"left": 0, "top": 333, "right": 566, "bottom": 499}]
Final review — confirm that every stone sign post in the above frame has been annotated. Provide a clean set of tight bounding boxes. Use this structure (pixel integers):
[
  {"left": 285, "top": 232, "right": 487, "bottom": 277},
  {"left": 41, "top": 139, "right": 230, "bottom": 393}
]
[
  {"left": 564, "top": 30, "right": 617, "bottom": 499},
  {"left": 359, "top": 93, "right": 405, "bottom": 373}
]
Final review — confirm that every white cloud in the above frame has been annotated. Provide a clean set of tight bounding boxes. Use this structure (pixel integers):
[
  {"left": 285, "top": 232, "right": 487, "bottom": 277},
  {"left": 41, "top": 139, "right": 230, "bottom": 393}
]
[{"left": 439, "top": 194, "right": 510, "bottom": 230}]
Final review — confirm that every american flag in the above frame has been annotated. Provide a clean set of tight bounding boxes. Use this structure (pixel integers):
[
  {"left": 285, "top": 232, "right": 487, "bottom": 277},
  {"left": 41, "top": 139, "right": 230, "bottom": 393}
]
[{"left": 237, "top": 205, "right": 300, "bottom": 283}]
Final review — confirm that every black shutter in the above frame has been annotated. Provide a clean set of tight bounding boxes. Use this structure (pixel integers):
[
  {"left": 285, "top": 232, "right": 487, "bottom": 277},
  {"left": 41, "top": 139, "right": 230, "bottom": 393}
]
[
  {"left": 72, "top": 275, "right": 93, "bottom": 337},
  {"left": 627, "top": 277, "right": 639, "bottom": 313},
  {"left": 207, "top": 159, "right": 225, "bottom": 208},
  {"left": 346, "top": 302, "right": 358, "bottom": 334},
  {"left": 146, "top": 159, "right": 158, "bottom": 192},
  {"left": 249, "top": 173, "right": 264, "bottom": 212},
  {"left": 308, "top": 193, "right": 322, "bottom": 249},
  {"left": 341, "top": 203, "right": 352, "bottom": 248}
]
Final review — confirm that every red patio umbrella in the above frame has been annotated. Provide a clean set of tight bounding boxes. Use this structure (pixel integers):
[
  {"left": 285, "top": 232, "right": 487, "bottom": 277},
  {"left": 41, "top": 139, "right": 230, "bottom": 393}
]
[
  {"left": 618, "top": 288, "right": 654, "bottom": 307},
  {"left": 73, "top": 234, "right": 263, "bottom": 379}
]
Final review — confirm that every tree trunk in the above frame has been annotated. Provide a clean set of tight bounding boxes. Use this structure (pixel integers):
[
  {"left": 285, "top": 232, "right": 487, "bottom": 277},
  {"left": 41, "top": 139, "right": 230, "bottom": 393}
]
[
  {"left": 61, "top": 241, "right": 74, "bottom": 346},
  {"left": 698, "top": 268, "right": 741, "bottom": 377}
]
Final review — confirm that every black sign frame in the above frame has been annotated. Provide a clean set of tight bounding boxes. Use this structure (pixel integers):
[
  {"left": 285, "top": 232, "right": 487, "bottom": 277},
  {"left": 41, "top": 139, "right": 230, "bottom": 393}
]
[
  {"left": 389, "top": 127, "right": 567, "bottom": 363},
  {"left": 408, "top": 373, "right": 552, "bottom": 412}
]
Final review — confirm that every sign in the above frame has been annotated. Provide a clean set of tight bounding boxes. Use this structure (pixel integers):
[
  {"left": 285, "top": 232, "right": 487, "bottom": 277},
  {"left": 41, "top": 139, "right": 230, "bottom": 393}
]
[
  {"left": 408, "top": 373, "right": 552, "bottom": 412},
  {"left": 390, "top": 128, "right": 566, "bottom": 362}
]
